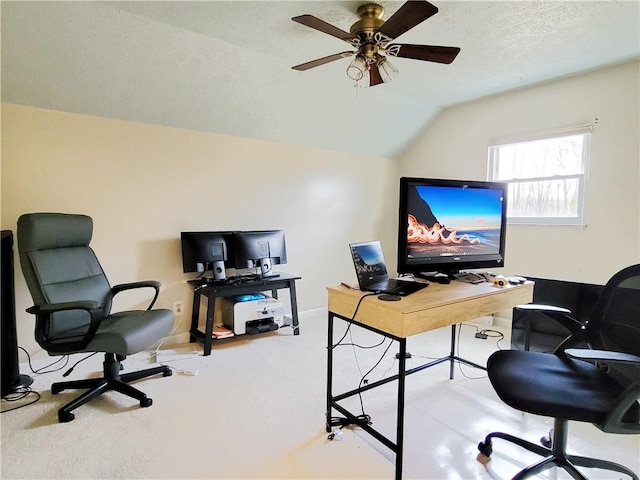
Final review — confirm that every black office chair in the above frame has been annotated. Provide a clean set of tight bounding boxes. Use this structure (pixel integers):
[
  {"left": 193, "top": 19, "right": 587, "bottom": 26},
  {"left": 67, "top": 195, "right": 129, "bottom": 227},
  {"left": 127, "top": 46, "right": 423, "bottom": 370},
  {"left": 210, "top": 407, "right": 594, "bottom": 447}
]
[
  {"left": 477, "top": 264, "right": 640, "bottom": 480},
  {"left": 17, "top": 213, "right": 174, "bottom": 422}
]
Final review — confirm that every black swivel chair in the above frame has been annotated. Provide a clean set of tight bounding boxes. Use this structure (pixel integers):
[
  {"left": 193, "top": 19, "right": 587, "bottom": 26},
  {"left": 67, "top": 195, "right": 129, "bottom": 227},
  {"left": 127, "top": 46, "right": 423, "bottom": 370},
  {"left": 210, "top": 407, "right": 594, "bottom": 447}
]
[
  {"left": 478, "top": 264, "right": 640, "bottom": 480},
  {"left": 17, "top": 213, "right": 174, "bottom": 422}
]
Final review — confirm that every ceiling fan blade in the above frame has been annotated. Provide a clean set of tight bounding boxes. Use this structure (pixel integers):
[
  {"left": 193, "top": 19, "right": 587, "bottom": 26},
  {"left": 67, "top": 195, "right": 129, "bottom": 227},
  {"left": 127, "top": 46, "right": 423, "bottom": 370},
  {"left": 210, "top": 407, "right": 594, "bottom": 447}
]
[
  {"left": 369, "top": 64, "right": 384, "bottom": 87},
  {"left": 292, "top": 15, "right": 356, "bottom": 44},
  {"left": 388, "top": 44, "right": 460, "bottom": 64},
  {"left": 377, "top": 1, "right": 439, "bottom": 40},
  {"left": 292, "top": 52, "right": 355, "bottom": 71}
]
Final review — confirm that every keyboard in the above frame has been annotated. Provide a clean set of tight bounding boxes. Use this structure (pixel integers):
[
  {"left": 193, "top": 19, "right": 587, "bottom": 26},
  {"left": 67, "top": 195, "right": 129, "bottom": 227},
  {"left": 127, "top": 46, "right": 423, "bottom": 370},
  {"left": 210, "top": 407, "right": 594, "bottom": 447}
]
[
  {"left": 453, "top": 272, "right": 487, "bottom": 284},
  {"left": 368, "top": 279, "right": 428, "bottom": 296}
]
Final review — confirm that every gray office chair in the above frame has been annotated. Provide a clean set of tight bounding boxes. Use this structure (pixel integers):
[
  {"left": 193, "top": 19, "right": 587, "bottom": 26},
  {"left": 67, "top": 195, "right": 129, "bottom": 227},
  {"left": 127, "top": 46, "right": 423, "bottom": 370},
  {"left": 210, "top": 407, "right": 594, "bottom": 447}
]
[
  {"left": 477, "top": 264, "right": 640, "bottom": 480},
  {"left": 17, "top": 213, "right": 174, "bottom": 422}
]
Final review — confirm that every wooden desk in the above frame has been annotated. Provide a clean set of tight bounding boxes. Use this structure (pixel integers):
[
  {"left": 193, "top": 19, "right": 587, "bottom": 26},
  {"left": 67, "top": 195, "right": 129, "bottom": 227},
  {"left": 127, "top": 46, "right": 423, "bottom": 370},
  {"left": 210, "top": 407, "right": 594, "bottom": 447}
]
[
  {"left": 189, "top": 273, "right": 301, "bottom": 356},
  {"left": 326, "top": 280, "right": 533, "bottom": 480}
]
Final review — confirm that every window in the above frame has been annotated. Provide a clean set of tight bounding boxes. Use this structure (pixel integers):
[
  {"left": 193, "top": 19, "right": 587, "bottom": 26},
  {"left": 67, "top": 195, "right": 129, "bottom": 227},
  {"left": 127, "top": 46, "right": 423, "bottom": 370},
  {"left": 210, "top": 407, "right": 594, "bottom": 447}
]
[{"left": 488, "top": 125, "right": 591, "bottom": 225}]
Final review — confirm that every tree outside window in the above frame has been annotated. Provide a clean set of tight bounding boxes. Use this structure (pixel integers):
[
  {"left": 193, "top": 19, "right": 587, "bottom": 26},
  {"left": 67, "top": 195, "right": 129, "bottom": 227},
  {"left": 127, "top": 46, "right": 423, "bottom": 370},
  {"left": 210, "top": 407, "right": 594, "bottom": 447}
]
[{"left": 488, "top": 126, "right": 591, "bottom": 225}]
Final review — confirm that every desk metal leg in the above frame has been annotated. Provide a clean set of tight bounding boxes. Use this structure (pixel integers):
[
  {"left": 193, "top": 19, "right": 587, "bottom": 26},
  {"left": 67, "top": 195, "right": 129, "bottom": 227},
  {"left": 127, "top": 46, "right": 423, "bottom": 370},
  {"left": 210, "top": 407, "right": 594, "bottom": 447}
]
[
  {"left": 326, "top": 311, "right": 334, "bottom": 432},
  {"left": 449, "top": 324, "right": 457, "bottom": 379},
  {"left": 203, "top": 297, "right": 216, "bottom": 356},
  {"left": 450, "top": 323, "right": 486, "bottom": 375},
  {"left": 328, "top": 314, "right": 486, "bottom": 479},
  {"left": 189, "top": 291, "right": 201, "bottom": 344},
  {"left": 396, "top": 338, "right": 407, "bottom": 480},
  {"left": 289, "top": 281, "right": 300, "bottom": 335}
]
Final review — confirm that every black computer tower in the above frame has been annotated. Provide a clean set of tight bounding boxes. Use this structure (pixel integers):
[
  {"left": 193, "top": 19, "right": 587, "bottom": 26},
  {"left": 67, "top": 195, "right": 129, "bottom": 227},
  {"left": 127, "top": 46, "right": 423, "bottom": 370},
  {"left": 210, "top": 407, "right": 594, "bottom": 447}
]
[{"left": 1, "top": 230, "right": 33, "bottom": 397}]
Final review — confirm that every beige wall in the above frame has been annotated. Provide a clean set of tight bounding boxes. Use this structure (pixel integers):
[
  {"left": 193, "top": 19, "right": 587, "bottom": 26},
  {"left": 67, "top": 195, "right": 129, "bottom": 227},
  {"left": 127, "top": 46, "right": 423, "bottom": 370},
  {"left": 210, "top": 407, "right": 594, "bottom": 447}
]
[
  {"left": 4, "top": 60, "right": 639, "bottom": 354},
  {"left": 1, "top": 104, "right": 398, "bottom": 353},
  {"left": 400, "top": 59, "right": 640, "bottom": 284}
]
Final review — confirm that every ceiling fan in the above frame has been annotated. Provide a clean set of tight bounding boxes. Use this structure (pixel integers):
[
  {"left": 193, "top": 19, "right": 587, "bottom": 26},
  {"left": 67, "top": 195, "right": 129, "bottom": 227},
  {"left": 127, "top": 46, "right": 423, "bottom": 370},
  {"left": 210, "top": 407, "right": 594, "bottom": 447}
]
[{"left": 291, "top": 0, "right": 460, "bottom": 87}]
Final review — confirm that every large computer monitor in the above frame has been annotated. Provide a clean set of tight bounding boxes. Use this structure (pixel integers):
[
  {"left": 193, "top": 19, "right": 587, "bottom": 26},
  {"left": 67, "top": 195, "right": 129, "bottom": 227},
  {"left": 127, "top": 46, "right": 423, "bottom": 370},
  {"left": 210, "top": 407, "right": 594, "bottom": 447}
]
[
  {"left": 397, "top": 177, "right": 508, "bottom": 277},
  {"left": 233, "top": 230, "right": 287, "bottom": 278},
  {"left": 180, "top": 231, "right": 234, "bottom": 280}
]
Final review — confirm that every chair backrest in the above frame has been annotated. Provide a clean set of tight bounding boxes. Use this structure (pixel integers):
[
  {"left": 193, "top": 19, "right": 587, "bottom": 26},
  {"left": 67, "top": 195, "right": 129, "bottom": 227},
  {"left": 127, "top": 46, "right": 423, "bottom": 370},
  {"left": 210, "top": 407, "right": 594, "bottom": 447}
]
[
  {"left": 586, "top": 264, "right": 640, "bottom": 387},
  {"left": 17, "top": 213, "right": 112, "bottom": 342}
]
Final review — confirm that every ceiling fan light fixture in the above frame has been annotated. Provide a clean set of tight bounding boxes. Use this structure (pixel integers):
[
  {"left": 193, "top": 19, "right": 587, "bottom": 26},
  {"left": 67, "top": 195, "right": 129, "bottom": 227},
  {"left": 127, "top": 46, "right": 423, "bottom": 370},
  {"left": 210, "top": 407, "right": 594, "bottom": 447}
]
[
  {"left": 346, "top": 55, "right": 367, "bottom": 81},
  {"left": 355, "top": 66, "right": 371, "bottom": 88},
  {"left": 378, "top": 57, "right": 398, "bottom": 83}
]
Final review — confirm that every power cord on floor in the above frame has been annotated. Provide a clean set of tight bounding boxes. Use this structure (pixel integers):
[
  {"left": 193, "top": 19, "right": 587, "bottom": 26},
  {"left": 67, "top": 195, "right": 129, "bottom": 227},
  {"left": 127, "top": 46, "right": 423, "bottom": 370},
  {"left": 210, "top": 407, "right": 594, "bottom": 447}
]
[
  {"left": 455, "top": 324, "right": 505, "bottom": 379},
  {"left": 7, "top": 347, "right": 98, "bottom": 413},
  {"left": 327, "top": 413, "right": 373, "bottom": 441},
  {"left": 61, "top": 352, "right": 98, "bottom": 377},
  {"left": 19, "top": 346, "right": 70, "bottom": 374},
  {"left": 1, "top": 388, "right": 41, "bottom": 413},
  {"left": 153, "top": 307, "right": 187, "bottom": 357},
  {"left": 328, "top": 292, "right": 382, "bottom": 435}
]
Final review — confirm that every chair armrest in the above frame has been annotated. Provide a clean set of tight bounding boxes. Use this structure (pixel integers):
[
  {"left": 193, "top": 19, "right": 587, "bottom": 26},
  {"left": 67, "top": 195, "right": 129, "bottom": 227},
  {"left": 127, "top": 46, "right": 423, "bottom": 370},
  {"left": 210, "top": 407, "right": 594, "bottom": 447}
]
[
  {"left": 27, "top": 300, "right": 104, "bottom": 353},
  {"left": 514, "top": 303, "right": 586, "bottom": 342},
  {"left": 567, "top": 348, "right": 640, "bottom": 433},
  {"left": 515, "top": 304, "right": 572, "bottom": 314},
  {"left": 27, "top": 300, "right": 100, "bottom": 315},
  {"left": 111, "top": 280, "right": 161, "bottom": 310},
  {"left": 566, "top": 349, "right": 640, "bottom": 366}
]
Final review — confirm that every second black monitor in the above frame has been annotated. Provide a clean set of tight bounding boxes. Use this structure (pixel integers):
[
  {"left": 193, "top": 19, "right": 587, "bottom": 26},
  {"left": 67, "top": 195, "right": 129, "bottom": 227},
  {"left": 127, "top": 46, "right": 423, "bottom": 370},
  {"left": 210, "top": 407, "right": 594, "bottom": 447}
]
[{"left": 233, "top": 230, "right": 287, "bottom": 278}]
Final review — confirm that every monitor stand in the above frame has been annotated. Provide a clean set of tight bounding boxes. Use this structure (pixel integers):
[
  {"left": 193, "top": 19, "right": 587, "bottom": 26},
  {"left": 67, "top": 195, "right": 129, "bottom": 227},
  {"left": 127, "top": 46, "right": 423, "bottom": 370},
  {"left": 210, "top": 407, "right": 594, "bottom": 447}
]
[
  {"left": 416, "top": 272, "right": 452, "bottom": 284},
  {"left": 259, "top": 258, "right": 280, "bottom": 278}
]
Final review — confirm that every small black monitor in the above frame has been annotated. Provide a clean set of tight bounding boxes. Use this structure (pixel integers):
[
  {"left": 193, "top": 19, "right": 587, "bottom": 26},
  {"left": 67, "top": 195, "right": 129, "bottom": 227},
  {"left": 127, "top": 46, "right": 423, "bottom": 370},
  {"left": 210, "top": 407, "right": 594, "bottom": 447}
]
[
  {"left": 180, "top": 231, "right": 234, "bottom": 279},
  {"left": 233, "top": 230, "right": 287, "bottom": 277}
]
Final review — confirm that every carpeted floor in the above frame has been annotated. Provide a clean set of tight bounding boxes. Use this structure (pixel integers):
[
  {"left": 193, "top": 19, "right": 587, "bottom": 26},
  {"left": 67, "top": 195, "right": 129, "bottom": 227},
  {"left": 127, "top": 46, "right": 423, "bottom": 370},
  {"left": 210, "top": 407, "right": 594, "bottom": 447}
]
[{"left": 2, "top": 311, "right": 638, "bottom": 479}]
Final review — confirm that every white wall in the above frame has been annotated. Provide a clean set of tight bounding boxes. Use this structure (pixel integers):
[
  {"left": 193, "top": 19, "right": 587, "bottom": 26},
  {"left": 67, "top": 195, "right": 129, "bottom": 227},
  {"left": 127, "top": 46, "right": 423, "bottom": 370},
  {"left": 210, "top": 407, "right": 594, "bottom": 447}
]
[
  {"left": 1, "top": 104, "right": 398, "bottom": 354},
  {"left": 400, "top": 60, "right": 640, "bottom": 285}
]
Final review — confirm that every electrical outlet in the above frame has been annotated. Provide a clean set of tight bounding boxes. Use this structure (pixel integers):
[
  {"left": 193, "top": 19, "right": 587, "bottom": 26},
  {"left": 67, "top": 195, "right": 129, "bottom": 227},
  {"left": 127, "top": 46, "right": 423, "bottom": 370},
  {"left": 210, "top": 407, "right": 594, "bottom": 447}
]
[{"left": 173, "top": 300, "right": 184, "bottom": 316}]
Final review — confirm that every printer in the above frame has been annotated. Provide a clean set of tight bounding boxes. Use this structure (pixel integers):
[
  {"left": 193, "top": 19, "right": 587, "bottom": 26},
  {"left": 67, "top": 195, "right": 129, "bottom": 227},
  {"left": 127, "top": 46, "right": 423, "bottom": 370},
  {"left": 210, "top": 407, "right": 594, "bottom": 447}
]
[{"left": 220, "top": 294, "right": 284, "bottom": 335}]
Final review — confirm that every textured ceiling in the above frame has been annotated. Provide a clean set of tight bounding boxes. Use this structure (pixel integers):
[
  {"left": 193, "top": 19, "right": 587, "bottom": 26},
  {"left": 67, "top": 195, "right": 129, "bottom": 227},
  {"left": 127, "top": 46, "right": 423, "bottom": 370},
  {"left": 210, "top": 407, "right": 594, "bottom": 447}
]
[{"left": 2, "top": 1, "right": 639, "bottom": 158}]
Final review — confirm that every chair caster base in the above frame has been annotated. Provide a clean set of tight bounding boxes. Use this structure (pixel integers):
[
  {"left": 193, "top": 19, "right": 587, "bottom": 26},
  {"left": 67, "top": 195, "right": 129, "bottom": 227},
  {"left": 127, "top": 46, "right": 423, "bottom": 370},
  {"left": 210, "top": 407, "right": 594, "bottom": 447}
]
[
  {"left": 58, "top": 411, "right": 75, "bottom": 423},
  {"left": 540, "top": 429, "right": 553, "bottom": 448},
  {"left": 141, "top": 397, "right": 152, "bottom": 408}
]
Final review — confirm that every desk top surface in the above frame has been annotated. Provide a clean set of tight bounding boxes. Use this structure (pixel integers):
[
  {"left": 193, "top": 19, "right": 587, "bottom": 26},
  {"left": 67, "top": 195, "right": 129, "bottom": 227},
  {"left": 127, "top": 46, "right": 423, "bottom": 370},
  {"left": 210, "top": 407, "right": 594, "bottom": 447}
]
[{"left": 327, "top": 280, "right": 534, "bottom": 338}]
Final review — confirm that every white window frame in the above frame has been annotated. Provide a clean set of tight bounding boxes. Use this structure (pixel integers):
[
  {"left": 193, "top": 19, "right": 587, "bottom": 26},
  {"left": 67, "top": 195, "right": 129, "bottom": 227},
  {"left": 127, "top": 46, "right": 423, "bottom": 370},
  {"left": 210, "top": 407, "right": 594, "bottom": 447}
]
[{"left": 488, "top": 125, "right": 592, "bottom": 226}]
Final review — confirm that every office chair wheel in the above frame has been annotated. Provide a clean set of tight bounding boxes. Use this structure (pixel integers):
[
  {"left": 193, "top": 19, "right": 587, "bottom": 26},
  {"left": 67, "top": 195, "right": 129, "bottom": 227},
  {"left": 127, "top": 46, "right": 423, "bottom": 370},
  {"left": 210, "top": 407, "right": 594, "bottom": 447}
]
[
  {"left": 51, "top": 384, "right": 63, "bottom": 394},
  {"left": 540, "top": 428, "right": 553, "bottom": 448},
  {"left": 140, "top": 397, "right": 153, "bottom": 408},
  {"left": 59, "top": 411, "right": 75, "bottom": 423},
  {"left": 163, "top": 369, "right": 173, "bottom": 377}
]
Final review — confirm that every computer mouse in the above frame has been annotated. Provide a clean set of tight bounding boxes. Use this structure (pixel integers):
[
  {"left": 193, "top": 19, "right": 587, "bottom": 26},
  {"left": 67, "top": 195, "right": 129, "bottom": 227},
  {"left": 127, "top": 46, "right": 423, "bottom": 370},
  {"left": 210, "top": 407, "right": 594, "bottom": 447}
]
[{"left": 378, "top": 293, "right": 402, "bottom": 301}]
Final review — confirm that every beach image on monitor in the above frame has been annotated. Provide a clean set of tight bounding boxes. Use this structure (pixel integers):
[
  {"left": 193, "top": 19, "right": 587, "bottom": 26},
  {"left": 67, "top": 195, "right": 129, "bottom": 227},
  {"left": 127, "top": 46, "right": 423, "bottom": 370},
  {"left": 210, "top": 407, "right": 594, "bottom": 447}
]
[{"left": 407, "top": 185, "right": 503, "bottom": 258}]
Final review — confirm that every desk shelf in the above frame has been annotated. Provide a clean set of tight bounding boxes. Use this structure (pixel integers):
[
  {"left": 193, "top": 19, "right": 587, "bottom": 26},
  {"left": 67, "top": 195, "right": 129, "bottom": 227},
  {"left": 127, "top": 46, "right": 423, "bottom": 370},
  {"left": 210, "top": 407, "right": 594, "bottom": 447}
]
[{"left": 188, "top": 273, "right": 301, "bottom": 356}]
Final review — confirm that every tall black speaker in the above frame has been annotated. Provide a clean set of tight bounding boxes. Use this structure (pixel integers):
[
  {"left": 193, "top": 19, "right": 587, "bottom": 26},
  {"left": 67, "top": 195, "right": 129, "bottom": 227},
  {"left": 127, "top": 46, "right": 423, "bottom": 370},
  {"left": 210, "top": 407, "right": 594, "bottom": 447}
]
[{"left": 1, "top": 230, "right": 33, "bottom": 397}]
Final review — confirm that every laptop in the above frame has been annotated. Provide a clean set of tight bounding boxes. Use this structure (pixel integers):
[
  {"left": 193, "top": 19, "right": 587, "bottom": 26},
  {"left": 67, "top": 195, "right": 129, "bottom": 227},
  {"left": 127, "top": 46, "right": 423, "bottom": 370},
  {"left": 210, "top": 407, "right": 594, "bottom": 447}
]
[{"left": 349, "top": 241, "right": 427, "bottom": 296}]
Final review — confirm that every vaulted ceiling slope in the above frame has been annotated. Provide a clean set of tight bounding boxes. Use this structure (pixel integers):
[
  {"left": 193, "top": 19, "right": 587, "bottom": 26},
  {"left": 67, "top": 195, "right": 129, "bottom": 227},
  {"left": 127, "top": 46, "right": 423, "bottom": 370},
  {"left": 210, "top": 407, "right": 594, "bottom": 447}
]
[{"left": 2, "top": 1, "right": 639, "bottom": 158}]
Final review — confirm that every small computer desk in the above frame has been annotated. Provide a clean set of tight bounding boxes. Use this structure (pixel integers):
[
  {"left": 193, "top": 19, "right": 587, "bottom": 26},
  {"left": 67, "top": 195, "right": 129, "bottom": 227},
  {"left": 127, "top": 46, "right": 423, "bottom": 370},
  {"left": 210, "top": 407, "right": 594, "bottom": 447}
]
[
  {"left": 189, "top": 273, "right": 301, "bottom": 356},
  {"left": 326, "top": 280, "right": 534, "bottom": 480}
]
